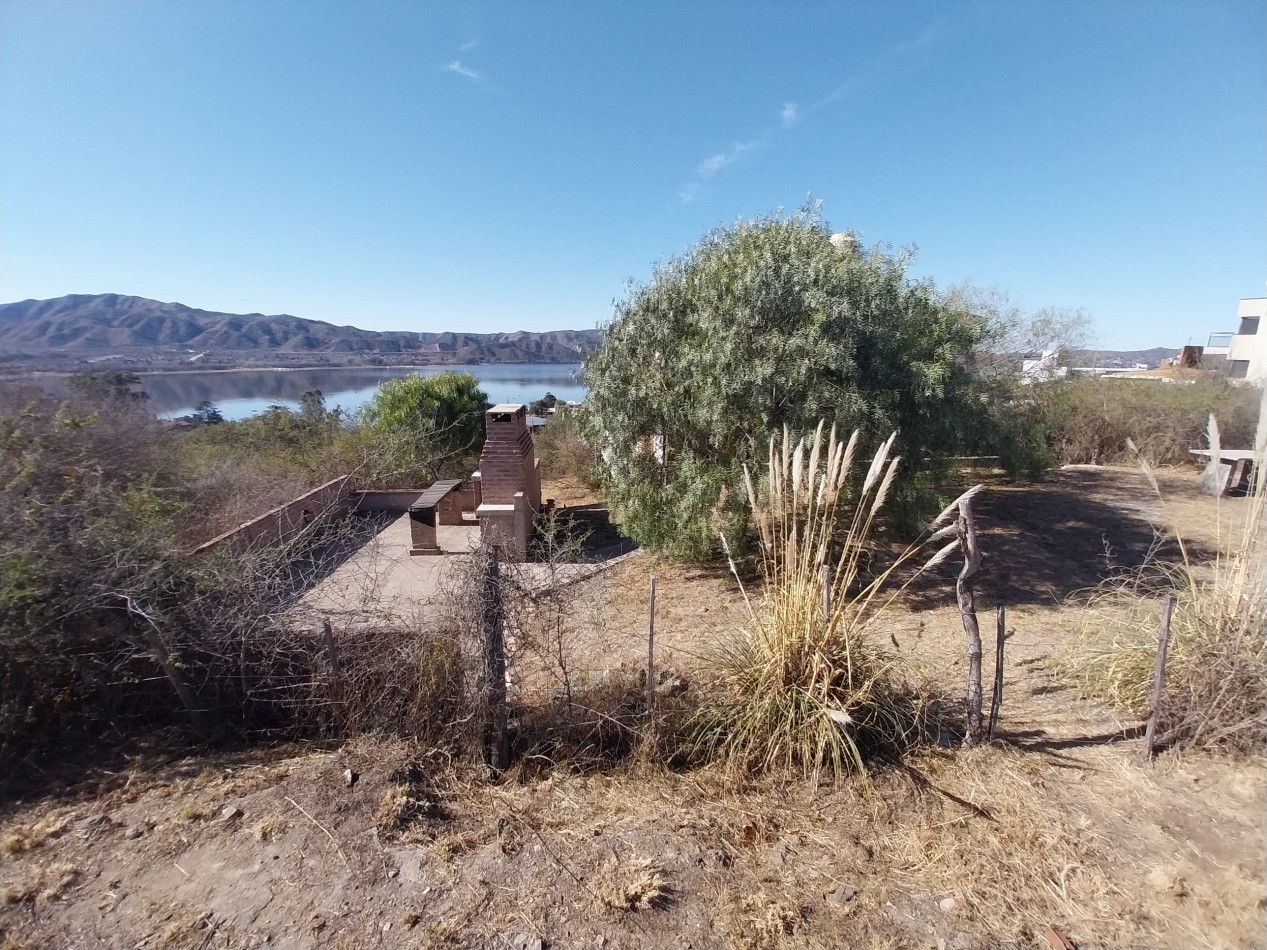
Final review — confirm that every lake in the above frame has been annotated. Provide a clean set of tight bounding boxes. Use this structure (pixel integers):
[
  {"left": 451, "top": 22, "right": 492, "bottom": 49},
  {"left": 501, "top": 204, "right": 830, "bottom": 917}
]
[{"left": 128, "top": 364, "right": 586, "bottom": 420}]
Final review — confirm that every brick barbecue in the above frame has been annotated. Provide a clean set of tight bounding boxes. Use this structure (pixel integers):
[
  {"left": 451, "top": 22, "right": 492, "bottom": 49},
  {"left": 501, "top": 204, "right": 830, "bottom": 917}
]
[{"left": 473, "top": 403, "right": 542, "bottom": 558}]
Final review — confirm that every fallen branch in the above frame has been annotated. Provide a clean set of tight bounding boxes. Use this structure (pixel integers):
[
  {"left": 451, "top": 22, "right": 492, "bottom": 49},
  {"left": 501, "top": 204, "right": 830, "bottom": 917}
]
[{"left": 286, "top": 796, "right": 349, "bottom": 867}]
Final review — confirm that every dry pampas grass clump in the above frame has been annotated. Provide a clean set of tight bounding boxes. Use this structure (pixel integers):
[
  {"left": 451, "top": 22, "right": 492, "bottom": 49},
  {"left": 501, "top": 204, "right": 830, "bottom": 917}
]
[
  {"left": 695, "top": 422, "right": 980, "bottom": 781},
  {"left": 1064, "top": 388, "right": 1267, "bottom": 754}
]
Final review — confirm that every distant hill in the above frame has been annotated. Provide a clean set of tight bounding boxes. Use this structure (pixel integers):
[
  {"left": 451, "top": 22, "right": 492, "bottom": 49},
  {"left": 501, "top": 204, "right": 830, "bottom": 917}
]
[
  {"left": 0, "top": 294, "right": 602, "bottom": 368},
  {"left": 1069, "top": 346, "right": 1180, "bottom": 369}
]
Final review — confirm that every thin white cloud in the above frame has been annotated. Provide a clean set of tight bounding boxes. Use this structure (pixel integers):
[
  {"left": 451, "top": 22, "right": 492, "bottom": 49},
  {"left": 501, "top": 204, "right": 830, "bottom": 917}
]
[
  {"left": 781, "top": 102, "right": 799, "bottom": 126},
  {"left": 444, "top": 60, "right": 482, "bottom": 81},
  {"left": 678, "top": 140, "right": 757, "bottom": 202},
  {"left": 697, "top": 141, "right": 754, "bottom": 179},
  {"left": 459, "top": 39, "right": 481, "bottom": 52}
]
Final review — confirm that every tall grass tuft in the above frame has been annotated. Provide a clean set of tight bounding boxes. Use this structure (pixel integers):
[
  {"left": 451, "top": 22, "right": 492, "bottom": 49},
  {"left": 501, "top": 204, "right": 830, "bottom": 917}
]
[
  {"left": 697, "top": 422, "right": 978, "bottom": 781},
  {"left": 1067, "top": 386, "right": 1267, "bottom": 753}
]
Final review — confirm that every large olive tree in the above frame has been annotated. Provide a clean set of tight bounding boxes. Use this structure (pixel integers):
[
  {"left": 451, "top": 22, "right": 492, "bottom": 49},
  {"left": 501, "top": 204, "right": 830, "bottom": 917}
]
[{"left": 584, "top": 207, "right": 986, "bottom": 559}]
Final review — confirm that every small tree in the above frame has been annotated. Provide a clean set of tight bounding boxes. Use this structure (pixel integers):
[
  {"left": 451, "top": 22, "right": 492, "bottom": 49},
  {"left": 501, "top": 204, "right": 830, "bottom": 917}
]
[
  {"left": 585, "top": 205, "right": 987, "bottom": 559},
  {"left": 362, "top": 372, "right": 489, "bottom": 480},
  {"left": 192, "top": 401, "right": 224, "bottom": 425}
]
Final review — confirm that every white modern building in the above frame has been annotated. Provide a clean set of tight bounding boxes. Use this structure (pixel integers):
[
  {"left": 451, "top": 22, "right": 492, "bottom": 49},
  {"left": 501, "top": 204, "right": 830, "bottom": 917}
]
[{"left": 1206, "top": 297, "right": 1266, "bottom": 383}]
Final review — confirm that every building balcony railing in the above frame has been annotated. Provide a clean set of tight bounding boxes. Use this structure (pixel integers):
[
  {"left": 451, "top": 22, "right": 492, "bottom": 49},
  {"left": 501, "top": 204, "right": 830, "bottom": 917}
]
[{"left": 1207, "top": 332, "right": 1235, "bottom": 349}]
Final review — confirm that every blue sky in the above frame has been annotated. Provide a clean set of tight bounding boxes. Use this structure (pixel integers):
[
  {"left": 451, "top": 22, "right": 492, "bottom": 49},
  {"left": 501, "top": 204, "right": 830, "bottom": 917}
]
[{"left": 1, "top": 1, "right": 1263, "bottom": 350}]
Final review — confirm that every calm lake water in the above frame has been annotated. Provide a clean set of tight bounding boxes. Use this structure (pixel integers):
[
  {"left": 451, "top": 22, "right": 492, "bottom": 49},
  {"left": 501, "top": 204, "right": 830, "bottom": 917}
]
[{"left": 130, "top": 364, "right": 585, "bottom": 420}]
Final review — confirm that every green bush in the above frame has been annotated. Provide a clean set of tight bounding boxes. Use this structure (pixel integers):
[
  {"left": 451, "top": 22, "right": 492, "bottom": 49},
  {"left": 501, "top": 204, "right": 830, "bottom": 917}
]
[{"left": 585, "top": 206, "right": 988, "bottom": 559}]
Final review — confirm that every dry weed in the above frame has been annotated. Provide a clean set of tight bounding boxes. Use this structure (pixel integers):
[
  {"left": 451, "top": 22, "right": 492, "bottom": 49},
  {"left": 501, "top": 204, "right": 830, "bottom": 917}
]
[
  {"left": 175, "top": 803, "right": 206, "bottom": 822},
  {"left": 0, "top": 863, "right": 80, "bottom": 905},
  {"left": 714, "top": 887, "right": 806, "bottom": 950},
  {"left": 251, "top": 814, "right": 287, "bottom": 842},
  {"left": 192, "top": 767, "right": 221, "bottom": 788},
  {"left": 154, "top": 913, "right": 213, "bottom": 950},
  {"left": 0, "top": 814, "right": 71, "bottom": 855},
  {"left": 430, "top": 829, "right": 485, "bottom": 859},
  {"left": 594, "top": 856, "right": 671, "bottom": 911}
]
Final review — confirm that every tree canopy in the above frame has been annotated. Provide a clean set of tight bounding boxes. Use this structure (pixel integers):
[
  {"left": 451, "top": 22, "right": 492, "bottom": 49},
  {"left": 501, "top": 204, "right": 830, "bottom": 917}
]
[
  {"left": 584, "top": 207, "right": 987, "bottom": 558},
  {"left": 361, "top": 371, "right": 489, "bottom": 479}
]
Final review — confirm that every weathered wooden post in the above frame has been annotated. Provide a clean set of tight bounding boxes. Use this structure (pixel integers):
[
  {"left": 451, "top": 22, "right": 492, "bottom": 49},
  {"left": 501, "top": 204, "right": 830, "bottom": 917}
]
[
  {"left": 482, "top": 545, "right": 509, "bottom": 772},
  {"left": 988, "top": 605, "right": 1005, "bottom": 738},
  {"left": 646, "top": 576, "right": 657, "bottom": 715},
  {"left": 957, "top": 496, "right": 985, "bottom": 747},
  {"left": 1141, "top": 594, "right": 1176, "bottom": 761},
  {"left": 322, "top": 616, "right": 343, "bottom": 736}
]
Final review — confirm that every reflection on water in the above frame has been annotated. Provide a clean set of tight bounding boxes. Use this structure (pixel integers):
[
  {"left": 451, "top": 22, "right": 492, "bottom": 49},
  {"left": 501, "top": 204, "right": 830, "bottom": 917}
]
[{"left": 127, "top": 364, "right": 586, "bottom": 420}]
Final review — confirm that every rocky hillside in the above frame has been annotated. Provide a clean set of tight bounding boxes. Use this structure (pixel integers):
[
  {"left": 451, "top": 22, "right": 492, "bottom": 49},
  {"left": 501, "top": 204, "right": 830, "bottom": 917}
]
[{"left": 0, "top": 294, "right": 602, "bottom": 367}]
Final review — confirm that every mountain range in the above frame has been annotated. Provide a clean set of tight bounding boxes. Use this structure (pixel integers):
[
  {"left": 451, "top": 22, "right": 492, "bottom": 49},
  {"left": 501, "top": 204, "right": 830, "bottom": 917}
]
[
  {"left": 1, "top": 293, "right": 1177, "bottom": 372},
  {"left": 0, "top": 294, "right": 603, "bottom": 368}
]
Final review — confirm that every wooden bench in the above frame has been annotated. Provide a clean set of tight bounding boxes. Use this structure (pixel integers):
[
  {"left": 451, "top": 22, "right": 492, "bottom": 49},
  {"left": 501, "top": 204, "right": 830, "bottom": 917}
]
[{"left": 1190, "top": 449, "right": 1257, "bottom": 496}]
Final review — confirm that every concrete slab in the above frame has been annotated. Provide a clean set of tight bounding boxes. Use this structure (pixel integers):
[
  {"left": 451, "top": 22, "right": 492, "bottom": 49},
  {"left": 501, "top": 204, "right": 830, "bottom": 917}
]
[
  {"left": 292, "top": 512, "right": 635, "bottom": 631},
  {"left": 296, "top": 514, "right": 479, "bottom": 627}
]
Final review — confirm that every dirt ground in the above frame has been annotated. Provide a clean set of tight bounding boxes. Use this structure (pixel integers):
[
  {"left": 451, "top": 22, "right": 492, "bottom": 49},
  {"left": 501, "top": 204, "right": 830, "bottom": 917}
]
[{"left": 2, "top": 465, "right": 1264, "bottom": 950}]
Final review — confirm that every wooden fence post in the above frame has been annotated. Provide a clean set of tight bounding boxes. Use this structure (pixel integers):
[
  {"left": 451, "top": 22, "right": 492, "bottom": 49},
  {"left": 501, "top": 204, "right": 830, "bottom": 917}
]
[
  {"left": 646, "top": 576, "right": 657, "bottom": 715},
  {"left": 957, "top": 496, "right": 985, "bottom": 747},
  {"left": 322, "top": 616, "right": 343, "bottom": 735},
  {"left": 1141, "top": 594, "right": 1176, "bottom": 762},
  {"left": 988, "top": 605, "right": 1005, "bottom": 737},
  {"left": 482, "top": 545, "right": 509, "bottom": 772}
]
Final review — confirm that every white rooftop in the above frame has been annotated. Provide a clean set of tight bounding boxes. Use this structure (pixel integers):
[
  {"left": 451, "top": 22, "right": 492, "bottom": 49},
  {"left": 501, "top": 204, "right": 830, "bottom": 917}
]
[{"left": 488, "top": 402, "right": 525, "bottom": 413}]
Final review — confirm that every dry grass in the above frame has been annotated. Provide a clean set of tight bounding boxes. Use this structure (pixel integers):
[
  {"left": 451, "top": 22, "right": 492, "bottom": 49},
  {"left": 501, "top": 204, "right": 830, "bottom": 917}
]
[
  {"left": 1065, "top": 392, "right": 1267, "bottom": 753},
  {"left": 594, "top": 856, "right": 671, "bottom": 911},
  {"left": 0, "top": 863, "right": 80, "bottom": 905},
  {"left": 880, "top": 749, "right": 1118, "bottom": 937},
  {"left": 154, "top": 913, "right": 213, "bottom": 950},
  {"left": 0, "top": 814, "right": 71, "bottom": 855},
  {"left": 695, "top": 423, "right": 973, "bottom": 780},
  {"left": 175, "top": 802, "right": 206, "bottom": 822},
  {"left": 714, "top": 887, "right": 807, "bottom": 950},
  {"left": 251, "top": 814, "right": 287, "bottom": 842}
]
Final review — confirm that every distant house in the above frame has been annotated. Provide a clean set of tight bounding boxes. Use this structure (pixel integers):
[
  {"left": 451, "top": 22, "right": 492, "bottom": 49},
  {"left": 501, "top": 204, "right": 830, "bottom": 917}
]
[
  {"left": 1205, "top": 297, "right": 1266, "bottom": 383},
  {"left": 1020, "top": 349, "right": 1068, "bottom": 384}
]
